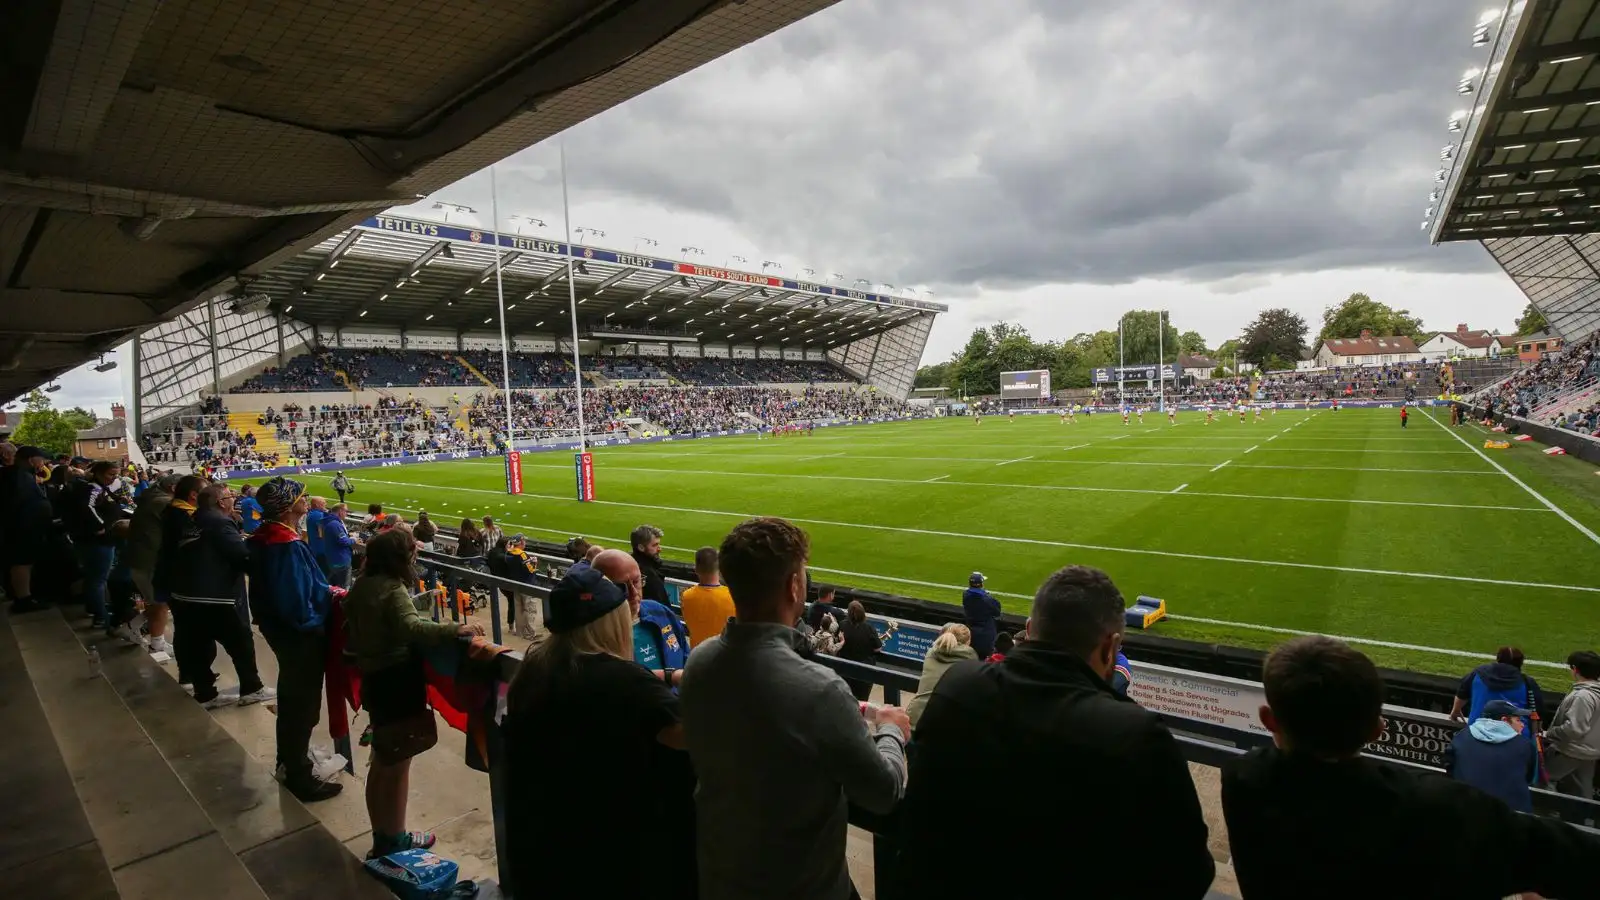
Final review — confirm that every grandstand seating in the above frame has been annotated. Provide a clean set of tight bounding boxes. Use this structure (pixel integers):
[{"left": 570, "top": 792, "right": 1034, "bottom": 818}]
[
  {"left": 232, "top": 349, "right": 855, "bottom": 392},
  {"left": 1479, "top": 330, "right": 1600, "bottom": 435}
]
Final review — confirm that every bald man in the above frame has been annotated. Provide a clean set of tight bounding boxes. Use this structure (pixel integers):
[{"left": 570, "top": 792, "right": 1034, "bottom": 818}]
[
  {"left": 0, "top": 442, "right": 15, "bottom": 467},
  {"left": 304, "top": 496, "right": 329, "bottom": 575},
  {"left": 594, "top": 548, "right": 687, "bottom": 688}
]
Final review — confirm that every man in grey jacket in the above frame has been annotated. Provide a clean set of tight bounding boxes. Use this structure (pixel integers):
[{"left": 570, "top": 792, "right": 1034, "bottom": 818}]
[
  {"left": 1545, "top": 650, "right": 1600, "bottom": 803},
  {"left": 682, "top": 517, "right": 909, "bottom": 900}
]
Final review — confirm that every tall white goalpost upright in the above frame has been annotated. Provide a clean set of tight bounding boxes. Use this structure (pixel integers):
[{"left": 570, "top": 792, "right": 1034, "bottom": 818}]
[
  {"left": 490, "top": 165, "right": 516, "bottom": 452},
  {"left": 561, "top": 142, "right": 587, "bottom": 449}
]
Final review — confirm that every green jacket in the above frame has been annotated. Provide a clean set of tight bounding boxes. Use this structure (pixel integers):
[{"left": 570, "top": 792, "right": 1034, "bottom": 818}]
[{"left": 341, "top": 574, "right": 460, "bottom": 672}]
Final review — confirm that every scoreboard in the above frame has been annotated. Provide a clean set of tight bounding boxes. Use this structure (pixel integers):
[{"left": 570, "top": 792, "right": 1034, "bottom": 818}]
[{"left": 1000, "top": 369, "right": 1051, "bottom": 400}]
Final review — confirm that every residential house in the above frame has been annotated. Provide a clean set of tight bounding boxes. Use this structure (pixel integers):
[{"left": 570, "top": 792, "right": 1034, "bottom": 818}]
[
  {"left": 1515, "top": 328, "right": 1564, "bottom": 362},
  {"left": 1178, "top": 354, "right": 1217, "bottom": 381},
  {"left": 1417, "top": 323, "right": 1510, "bottom": 360},
  {"left": 1314, "top": 331, "right": 1422, "bottom": 367},
  {"left": 73, "top": 404, "right": 128, "bottom": 462}
]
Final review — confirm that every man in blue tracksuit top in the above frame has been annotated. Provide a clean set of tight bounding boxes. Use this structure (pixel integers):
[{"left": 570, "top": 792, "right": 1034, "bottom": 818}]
[
  {"left": 238, "top": 484, "right": 264, "bottom": 534},
  {"left": 962, "top": 571, "right": 1002, "bottom": 659},
  {"left": 1446, "top": 699, "right": 1539, "bottom": 813},
  {"left": 248, "top": 477, "right": 342, "bottom": 803},
  {"left": 321, "top": 503, "right": 355, "bottom": 588},
  {"left": 304, "top": 496, "right": 329, "bottom": 576}
]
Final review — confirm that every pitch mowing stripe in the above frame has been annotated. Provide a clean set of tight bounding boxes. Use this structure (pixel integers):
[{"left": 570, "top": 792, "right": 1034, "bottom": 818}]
[
  {"left": 359, "top": 498, "right": 1572, "bottom": 672},
  {"left": 516, "top": 461, "right": 1547, "bottom": 513},
  {"left": 322, "top": 474, "right": 1600, "bottom": 595},
  {"left": 1421, "top": 408, "right": 1600, "bottom": 548},
  {"left": 456, "top": 452, "right": 1502, "bottom": 476}
]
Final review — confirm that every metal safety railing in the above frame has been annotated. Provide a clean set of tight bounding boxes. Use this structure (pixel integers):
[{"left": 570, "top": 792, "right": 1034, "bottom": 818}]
[{"left": 386, "top": 539, "right": 1599, "bottom": 900}]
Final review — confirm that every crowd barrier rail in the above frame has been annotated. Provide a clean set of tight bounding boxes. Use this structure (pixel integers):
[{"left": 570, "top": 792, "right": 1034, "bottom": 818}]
[{"left": 397, "top": 543, "right": 1598, "bottom": 899}]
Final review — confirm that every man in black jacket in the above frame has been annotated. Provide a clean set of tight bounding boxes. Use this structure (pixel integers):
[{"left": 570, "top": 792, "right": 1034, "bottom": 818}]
[
  {"left": 1, "top": 445, "right": 51, "bottom": 611},
  {"left": 64, "top": 461, "right": 129, "bottom": 628},
  {"left": 630, "top": 523, "right": 669, "bottom": 605},
  {"left": 1223, "top": 635, "right": 1600, "bottom": 900},
  {"left": 159, "top": 481, "right": 273, "bottom": 708},
  {"left": 896, "top": 565, "right": 1215, "bottom": 899}
]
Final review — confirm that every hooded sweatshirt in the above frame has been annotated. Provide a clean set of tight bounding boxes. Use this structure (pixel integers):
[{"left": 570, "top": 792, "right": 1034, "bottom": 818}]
[
  {"left": 961, "top": 587, "right": 1001, "bottom": 641},
  {"left": 1446, "top": 719, "right": 1536, "bottom": 813},
  {"left": 1456, "top": 662, "right": 1542, "bottom": 739},
  {"left": 908, "top": 643, "right": 979, "bottom": 727},
  {"left": 1546, "top": 680, "right": 1600, "bottom": 761}
]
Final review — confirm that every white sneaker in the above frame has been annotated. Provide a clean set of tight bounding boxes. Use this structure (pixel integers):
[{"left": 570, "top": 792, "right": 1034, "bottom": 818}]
[
  {"left": 149, "top": 637, "right": 171, "bottom": 654},
  {"left": 180, "top": 683, "right": 195, "bottom": 696},
  {"left": 112, "top": 623, "right": 147, "bottom": 646},
  {"left": 238, "top": 687, "right": 277, "bottom": 706},
  {"left": 200, "top": 693, "right": 237, "bottom": 710}
]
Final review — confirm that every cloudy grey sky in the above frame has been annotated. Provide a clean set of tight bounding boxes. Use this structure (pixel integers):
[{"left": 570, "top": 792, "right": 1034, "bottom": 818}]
[{"left": 36, "top": 0, "right": 1523, "bottom": 412}]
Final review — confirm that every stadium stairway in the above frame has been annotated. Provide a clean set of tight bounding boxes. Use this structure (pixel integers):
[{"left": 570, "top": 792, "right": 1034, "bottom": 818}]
[
  {"left": 454, "top": 356, "right": 497, "bottom": 388},
  {"left": 228, "top": 412, "right": 287, "bottom": 461},
  {"left": 333, "top": 369, "right": 356, "bottom": 392},
  {"left": 0, "top": 605, "right": 391, "bottom": 900}
]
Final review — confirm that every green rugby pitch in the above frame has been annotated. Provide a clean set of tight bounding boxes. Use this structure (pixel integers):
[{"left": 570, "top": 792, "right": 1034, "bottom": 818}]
[{"left": 240, "top": 406, "right": 1600, "bottom": 680}]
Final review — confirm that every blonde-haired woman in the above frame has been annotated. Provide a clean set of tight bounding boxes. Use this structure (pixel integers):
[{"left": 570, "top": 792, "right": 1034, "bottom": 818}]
[
  {"left": 503, "top": 567, "right": 695, "bottom": 900},
  {"left": 908, "top": 623, "right": 977, "bottom": 728}
]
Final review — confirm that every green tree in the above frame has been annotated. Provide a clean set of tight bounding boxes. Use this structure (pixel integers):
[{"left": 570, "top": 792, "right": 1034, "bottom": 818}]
[
  {"left": 1214, "top": 338, "right": 1241, "bottom": 369},
  {"left": 1514, "top": 302, "right": 1548, "bottom": 335},
  {"left": 1115, "top": 310, "right": 1181, "bottom": 365},
  {"left": 1177, "top": 330, "right": 1209, "bottom": 356},
  {"left": 1317, "top": 293, "right": 1427, "bottom": 344},
  {"left": 10, "top": 389, "right": 77, "bottom": 457},
  {"left": 913, "top": 362, "right": 950, "bottom": 389},
  {"left": 60, "top": 406, "right": 97, "bottom": 430},
  {"left": 1239, "top": 309, "right": 1309, "bottom": 368}
]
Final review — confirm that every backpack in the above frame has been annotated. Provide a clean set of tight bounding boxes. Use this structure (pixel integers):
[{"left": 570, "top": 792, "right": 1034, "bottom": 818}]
[{"left": 363, "top": 849, "right": 465, "bottom": 900}]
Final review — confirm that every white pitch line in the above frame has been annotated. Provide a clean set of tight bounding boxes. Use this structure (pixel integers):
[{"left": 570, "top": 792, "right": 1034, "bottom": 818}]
[
  {"left": 924, "top": 474, "right": 950, "bottom": 483},
  {"left": 995, "top": 455, "right": 1034, "bottom": 466},
  {"left": 1244, "top": 445, "right": 1258, "bottom": 454},
  {"left": 448, "top": 447, "right": 1502, "bottom": 476},
  {"left": 1266, "top": 435, "right": 1277, "bottom": 442},
  {"left": 1172, "top": 483, "right": 1189, "bottom": 494},
  {"left": 325, "top": 475, "right": 1596, "bottom": 593},
  {"left": 1169, "top": 615, "right": 1569, "bottom": 670},
  {"left": 1422, "top": 409, "right": 1600, "bottom": 547},
  {"left": 359, "top": 500, "right": 1577, "bottom": 670},
  {"left": 1062, "top": 443, "right": 1090, "bottom": 451},
  {"left": 795, "top": 452, "right": 846, "bottom": 462},
  {"left": 1210, "top": 459, "right": 1232, "bottom": 473},
  {"left": 519, "top": 462, "right": 1541, "bottom": 512}
]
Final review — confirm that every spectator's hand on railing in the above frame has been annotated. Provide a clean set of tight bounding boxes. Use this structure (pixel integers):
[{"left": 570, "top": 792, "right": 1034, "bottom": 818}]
[
  {"left": 873, "top": 705, "right": 912, "bottom": 742},
  {"left": 458, "top": 622, "right": 486, "bottom": 638}
]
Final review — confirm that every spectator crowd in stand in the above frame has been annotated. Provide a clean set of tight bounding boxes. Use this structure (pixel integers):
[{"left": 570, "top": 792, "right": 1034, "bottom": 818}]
[
  {"left": 468, "top": 385, "right": 911, "bottom": 439},
  {"left": 7, "top": 439, "right": 1600, "bottom": 895},
  {"left": 233, "top": 347, "right": 856, "bottom": 392},
  {"left": 1480, "top": 330, "right": 1600, "bottom": 435}
]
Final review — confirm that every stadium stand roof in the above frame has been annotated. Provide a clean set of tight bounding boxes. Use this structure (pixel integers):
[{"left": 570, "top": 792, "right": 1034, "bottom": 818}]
[
  {"left": 0, "top": 0, "right": 842, "bottom": 404},
  {"left": 1429, "top": 0, "right": 1600, "bottom": 343},
  {"left": 257, "top": 214, "right": 946, "bottom": 349}
]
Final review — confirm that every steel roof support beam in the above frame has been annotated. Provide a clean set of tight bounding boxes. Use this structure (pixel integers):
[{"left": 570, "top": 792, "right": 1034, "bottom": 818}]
[
  {"left": 295, "top": 230, "right": 364, "bottom": 297},
  {"left": 343, "top": 240, "right": 451, "bottom": 324},
  {"left": 419, "top": 251, "right": 524, "bottom": 323}
]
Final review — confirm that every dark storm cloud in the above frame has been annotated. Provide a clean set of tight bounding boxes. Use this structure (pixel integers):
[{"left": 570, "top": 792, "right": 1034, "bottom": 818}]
[{"left": 507, "top": 0, "right": 1493, "bottom": 289}]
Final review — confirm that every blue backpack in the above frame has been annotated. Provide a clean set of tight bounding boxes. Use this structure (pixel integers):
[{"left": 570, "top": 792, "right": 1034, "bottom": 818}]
[{"left": 364, "top": 849, "right": 465, "bottom": 900}]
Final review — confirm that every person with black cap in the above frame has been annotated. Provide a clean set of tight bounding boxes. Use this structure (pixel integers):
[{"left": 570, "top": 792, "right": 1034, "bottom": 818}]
[
  {"left": 247, "top": 476, "right": 344, "bottom": 802},
  {"left": 2, "top": 446, "right": 53, "bottom": 612},
  {"left": 1446, "top": 698, "right": 1540, "bottom": 813},
  {"left": 503, "top": 565, "right": 694, "bottom": 900},
  {"left": 961, "top": 571, "right": 1002, "bottom": 659}
]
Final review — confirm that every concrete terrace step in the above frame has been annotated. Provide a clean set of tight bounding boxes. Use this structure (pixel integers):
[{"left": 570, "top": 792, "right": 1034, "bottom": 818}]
[
  {"left": 8, "top": 606, "right": 389, "bottom": 900},
  {"left": 455, "top": 355, "right": 496, "bottom": 388},
  {"left": 0, "top": 606, "right": 119, "bottom": 899}
]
